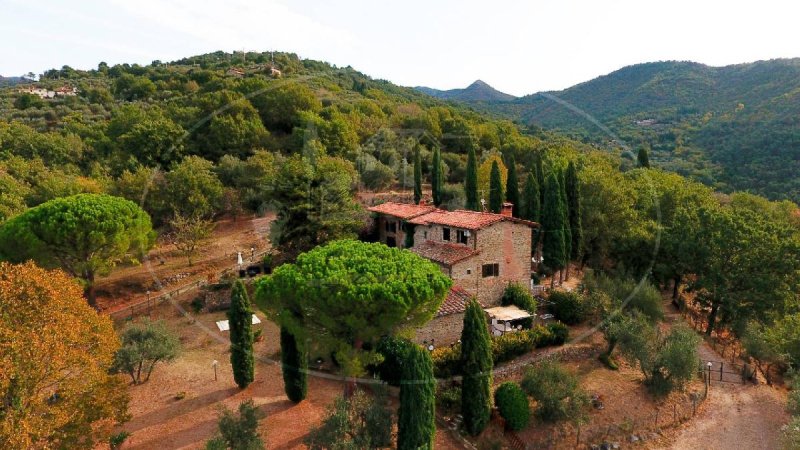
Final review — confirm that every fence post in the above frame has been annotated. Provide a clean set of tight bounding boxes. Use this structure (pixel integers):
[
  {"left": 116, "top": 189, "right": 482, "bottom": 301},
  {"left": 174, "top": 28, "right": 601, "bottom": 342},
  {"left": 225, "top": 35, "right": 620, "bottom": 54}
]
[
  {"left": 720, "top": 362, "right": 723, "bottom": 382},
  {"left": 673, "top": 404, "right": 677, "bottom": 424},
  {"left": 576, "top": 423, "right": 580, "bottom": 447},
  {"left": 654, "top": 409, "right": 659, "bottom": 429}
]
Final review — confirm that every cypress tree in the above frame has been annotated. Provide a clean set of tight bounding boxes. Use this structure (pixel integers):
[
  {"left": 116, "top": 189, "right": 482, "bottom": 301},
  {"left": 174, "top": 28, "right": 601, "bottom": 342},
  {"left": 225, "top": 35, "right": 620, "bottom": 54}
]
[
  {"left": 559, "top": 168, "right": 572, "bottom": 273},
  {"left": 280, "top": 326, "right": 308, "bottom": 402},
  {"left": 228, "top": 280, "right": 255, "bottom": 389},
  {"left": 522, "top": 172, "right": 542, "bottom": 259},
  {"left": 522, "top": 172, "right": 541, "bottom": 222},
  {"left": 565, "top": 161, "right": 582, "bottom": 262},
  {"left": 461, "top": 298, "right": 493, "bottom": 436},
  {"left": 431, "top": 146, "right": 443, "bottom": 206},
  {"left": 465, "top": 146, "right": 479, "bottom": 211},
  {"left": 638, "top": 145, "right": 651, "bottom": 168},
  {"left": 505, "top": 155, "right": 520, "bottom": 217},
  {"left": 533, "top": 152, "right": 545, "bottom": 206},
  {"left": 398, "top": 344, "right": 435, "bottom": 450},
  {"left": 542, "top": 172, "right": 567, "bottom": 287},
  {"left": 413, "top": 145, "right": 422, "bottom": 204},
  {"left": 489, "top": 160, "right": 504, "bottom": 213}
]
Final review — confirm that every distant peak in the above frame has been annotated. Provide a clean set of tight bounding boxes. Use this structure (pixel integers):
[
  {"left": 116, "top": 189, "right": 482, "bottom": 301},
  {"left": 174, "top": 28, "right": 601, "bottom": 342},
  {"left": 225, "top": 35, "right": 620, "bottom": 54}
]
[{"left": 468, "top": 79, "right": 491, "bottom": 88}]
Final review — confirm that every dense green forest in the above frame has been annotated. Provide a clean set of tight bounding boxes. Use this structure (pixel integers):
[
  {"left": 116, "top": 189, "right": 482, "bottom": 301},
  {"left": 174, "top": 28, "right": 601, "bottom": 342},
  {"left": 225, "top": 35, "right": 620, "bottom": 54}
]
[
  {"left": 1, "top": 50, "right": 602, "bottom": 241},
  {"left": 457, "top": 59, "right": 800, "bottom": 202}
]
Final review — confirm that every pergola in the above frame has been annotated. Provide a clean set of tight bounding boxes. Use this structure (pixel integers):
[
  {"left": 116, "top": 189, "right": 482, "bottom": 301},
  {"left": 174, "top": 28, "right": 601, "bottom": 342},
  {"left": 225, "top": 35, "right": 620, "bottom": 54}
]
[{"left": 484, "top": 305, "right": 533, "bottom": 336}]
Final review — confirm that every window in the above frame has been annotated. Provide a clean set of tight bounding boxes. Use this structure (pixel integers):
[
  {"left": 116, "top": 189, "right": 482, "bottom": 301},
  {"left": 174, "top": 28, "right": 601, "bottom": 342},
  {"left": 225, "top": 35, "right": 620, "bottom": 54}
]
[
  {"left": 442, "top": 227, "right": 451, "bottom": 241},
  {"left": 385, "top": 220, "right": 397, "bottom": 233},
  {"left": 466, "top": 269, "right": 472, "bottom": 275},
  {"left": 456, "top": 229, "right": 469, "bottom": 245},
  {"left": 482, "top": 263, "right": 500, "bottom": 278},
  {"left": 423, "top": 231, "right": 428, "bottom": 239}
]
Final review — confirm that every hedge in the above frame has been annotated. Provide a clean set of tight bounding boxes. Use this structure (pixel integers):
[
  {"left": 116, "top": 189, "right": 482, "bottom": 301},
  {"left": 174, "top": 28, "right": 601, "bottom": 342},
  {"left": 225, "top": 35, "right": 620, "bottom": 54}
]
[{"left": 432, "top": 323, "right": 569, "bottom": 378}]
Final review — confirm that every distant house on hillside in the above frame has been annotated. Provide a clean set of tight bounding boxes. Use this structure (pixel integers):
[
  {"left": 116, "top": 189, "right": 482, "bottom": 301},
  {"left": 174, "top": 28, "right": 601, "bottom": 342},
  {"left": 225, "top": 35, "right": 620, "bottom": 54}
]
[
  {"left": 368, "top": 201, "right": 538, "bottom": 307},
  {"left": 17, "top": 85, "right": 77, "bottom": 99}
]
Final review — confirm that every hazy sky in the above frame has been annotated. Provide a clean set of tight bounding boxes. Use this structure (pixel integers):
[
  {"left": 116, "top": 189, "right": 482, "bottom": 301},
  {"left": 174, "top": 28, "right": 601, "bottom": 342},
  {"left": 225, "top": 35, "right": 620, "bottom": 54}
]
[{"left": 2, "top": 0, "right": 798, "bottom": 96}]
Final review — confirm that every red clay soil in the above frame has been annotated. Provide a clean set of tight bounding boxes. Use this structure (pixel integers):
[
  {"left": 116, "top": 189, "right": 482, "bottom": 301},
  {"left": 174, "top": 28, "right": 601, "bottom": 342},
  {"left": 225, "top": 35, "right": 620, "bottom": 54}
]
[
  {"left": 115, "top": 294, "right": 466, "bottom": 449},
  {"left": 96, "top": 215, "right": 274, "bottom": 314}
]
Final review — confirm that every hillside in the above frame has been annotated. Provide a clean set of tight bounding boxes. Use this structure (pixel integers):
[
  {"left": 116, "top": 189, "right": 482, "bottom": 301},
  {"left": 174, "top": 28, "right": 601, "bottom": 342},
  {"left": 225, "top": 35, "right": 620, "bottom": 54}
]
[
  {"left": 472, "top": 59, "right": 800, "bottom": 202},
  {"left": 0, "top": 50, "right": 591, "bottom": 228},
  {"left": 415, "top": 79, "right": 516, "bottom": 102}
]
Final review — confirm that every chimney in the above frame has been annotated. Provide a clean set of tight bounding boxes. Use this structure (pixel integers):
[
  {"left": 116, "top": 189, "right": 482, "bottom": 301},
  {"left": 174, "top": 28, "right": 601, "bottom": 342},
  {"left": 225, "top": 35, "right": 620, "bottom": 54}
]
[{"left": 501, "top": 202, "right": 513, "bottom": 217}]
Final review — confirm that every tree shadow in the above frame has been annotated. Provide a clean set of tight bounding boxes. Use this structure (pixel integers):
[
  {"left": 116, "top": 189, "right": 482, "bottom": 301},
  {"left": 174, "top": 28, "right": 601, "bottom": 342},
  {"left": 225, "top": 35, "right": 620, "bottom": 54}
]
[{"left": 123, "top": 386, "right": 239, "bottom": 433}]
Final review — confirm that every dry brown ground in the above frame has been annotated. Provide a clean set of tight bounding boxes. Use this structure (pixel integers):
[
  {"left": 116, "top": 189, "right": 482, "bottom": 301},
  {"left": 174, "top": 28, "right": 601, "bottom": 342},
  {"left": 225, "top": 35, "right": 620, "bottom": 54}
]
[
  {"left": 650, "top": 307, "right": 789, "bottom": 450},
  {"left": 115, "top": 295, "right": 466, "bottom": 449},
  {"left": 96, "top": 214, "right": 274, "bottom": 314}
]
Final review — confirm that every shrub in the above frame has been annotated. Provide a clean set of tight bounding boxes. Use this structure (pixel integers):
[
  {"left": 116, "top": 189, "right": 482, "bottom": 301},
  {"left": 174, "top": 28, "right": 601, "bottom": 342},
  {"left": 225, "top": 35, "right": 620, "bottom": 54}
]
[
  {"left": 431, "top": 344, "right": 461, "bottom": 378},
  {"left": 190, "top": 295, "right": 206, "bottom": 313},
  {"left": 433, "top": 324, "right": 568, "bottom": 377},
  {"left": 374, "top": 336, "right": 414, "bottom": 386},
  {"left": 436, "top": 384, "right": 462, "bottom": 413},
  {"left": 306, "top": 389, "right": 392, "bottom": 449},
  {"left": 544, "top": 322, "right": 569, "bottom": 345},
  {"left": 501, "top": 283, "right": 537, "bottom": 328},
  {"left": 521, "top": 361, "right": 589, "bottom": 423},
  {"left": 494, "top": 382, "right": 530, "bottom": 431},
  {"left": 491, "top": 330, "right": 538, "bottom": 364},
  {"left": 109, "top": 431, "right": 131, "bottom": 450},
  {"left": 206, "top": 400, "right": 264, "bottom": 450},
  {"left": 548, "top": 291, "right": 587, "bottom": 325}
]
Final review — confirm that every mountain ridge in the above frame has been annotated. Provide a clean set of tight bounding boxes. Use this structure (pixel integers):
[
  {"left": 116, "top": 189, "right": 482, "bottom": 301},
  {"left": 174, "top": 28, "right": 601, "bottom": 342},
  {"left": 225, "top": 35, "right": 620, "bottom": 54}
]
[
  {"left": 414, "top": 79, "right": 516, "bottom": 102},
  {"left": 461, "top": 58, "right": 800, "bottom": 202}
]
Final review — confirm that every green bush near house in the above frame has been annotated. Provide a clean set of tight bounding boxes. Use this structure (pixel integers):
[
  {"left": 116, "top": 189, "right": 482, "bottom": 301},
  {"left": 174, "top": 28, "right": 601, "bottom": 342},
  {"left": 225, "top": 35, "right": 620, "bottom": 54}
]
[{"left": 548, "top": 291, "right": 587, "bottom": 325}]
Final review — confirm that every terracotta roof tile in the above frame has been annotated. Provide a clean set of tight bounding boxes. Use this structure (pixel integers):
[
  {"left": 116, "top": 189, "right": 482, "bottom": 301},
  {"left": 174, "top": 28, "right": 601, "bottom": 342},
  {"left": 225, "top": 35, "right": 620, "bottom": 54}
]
[
  {"left": 412, "top": 240, "right": 478, "bottom": 266},
  {"left": 407, "top": 208, "right": 539, "bottom": 230},
  {"left": 407, "top": 209, "right": 504, "bottom": 230},
  {"left": 367, "top": 202, "right": 436, "bottom": 220},
  {"left": 436, "top": 286, "right": 478, "bottom": 317}
]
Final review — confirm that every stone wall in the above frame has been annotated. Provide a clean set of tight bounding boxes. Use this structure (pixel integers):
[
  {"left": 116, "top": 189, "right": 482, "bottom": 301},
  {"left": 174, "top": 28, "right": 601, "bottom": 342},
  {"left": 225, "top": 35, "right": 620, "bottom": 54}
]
[
  {"left": 415, "top": 312, "right": 464, "bottom": 346},
  {"left": 448, "top": 221, "right": 532, "bottom": 306}
]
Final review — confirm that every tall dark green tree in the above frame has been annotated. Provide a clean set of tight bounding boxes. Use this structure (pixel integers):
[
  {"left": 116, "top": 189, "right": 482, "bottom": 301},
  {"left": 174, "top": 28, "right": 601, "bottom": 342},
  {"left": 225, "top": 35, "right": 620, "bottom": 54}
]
[
  {"left": 397, "top": 344, "right": 435, "bottom": 450},
  {"left": 413, "top": 145, "right": 422, "bottom": 205},
  {"left": 522, "top": 172, "right": 541, "bottom": 222},
  {"left": 461, "top": 298, "right": 493, "bottom": 436},
  {"left": 280, "top": 327, "right": 308, "bottom": 402},
  {"left": 637, "top": 146, "right": 651, "bottom": 168},
  {"left": 489, "top": 160, "right": 504, "bottom": 213},
  {"left": 522, "top": 171, "right": 542, "bottom": 259},
  {"left": 565, "top": 161, "right": 583, "bottom": 271},
  {"left": 533, "top": 151, "right": 545, "bottom": 206},
  {"left": 505, "top": 155, "right": 520, "bottom": 217},
  {"left": 465, "top": 146, "right": 479, "bottom": 211},
  {"left": 542, "top": 172, "right": 567, "bottom": 286},
  {"left": 228, "top": 280, "right": 255, "bottom": 389},
  {"left": 559, "top": 168, "right": 572, "bottom": 281},
  {"left": 431, "top": 147, "right": 443, "bottom": 206}
]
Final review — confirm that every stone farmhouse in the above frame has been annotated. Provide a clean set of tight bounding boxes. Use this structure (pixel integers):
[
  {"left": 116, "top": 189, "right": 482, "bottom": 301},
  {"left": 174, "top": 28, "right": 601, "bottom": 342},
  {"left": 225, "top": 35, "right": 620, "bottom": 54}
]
[{"left": 368, "top": 201, "right": 538, "bottom": 307}]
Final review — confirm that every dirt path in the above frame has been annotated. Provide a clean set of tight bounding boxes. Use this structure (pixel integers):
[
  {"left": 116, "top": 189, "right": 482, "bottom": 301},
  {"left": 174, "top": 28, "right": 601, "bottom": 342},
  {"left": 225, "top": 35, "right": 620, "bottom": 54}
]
[{"left": 654, "top": 301, "right": 789, "bottom": 449}]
